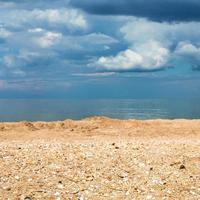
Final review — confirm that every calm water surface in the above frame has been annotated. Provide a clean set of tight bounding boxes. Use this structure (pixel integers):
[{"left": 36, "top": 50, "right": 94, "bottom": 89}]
[{"left": 0, "top": 99, "right": 200, "bottom": 122}]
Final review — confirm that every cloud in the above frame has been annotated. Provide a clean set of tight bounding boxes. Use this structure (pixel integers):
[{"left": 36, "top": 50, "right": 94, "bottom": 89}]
[
  {"left": 31, "top": 8, "right": 87, "bottom": 29},
  {"left": 72, "top": 72, "right": 115, "bottom": 77},
  {"left": 95, "top": 49, "right": 143, "bottom": 71},
  {"left": 93, "top": 41, "right": 170, "bottom": 72},
  {"left": 175, "top": 42, "right": 200, "bottom": 70},
  {"left": 0, "top": 2, "right": 15, "bottom": 8},
  {"left": 0, "top": 79, "right": 71, "bottom": 91},
  {"left": 1, "top": 55, "right": 26, "bottom": 76},
  {"left": 0, "top": 22, "right": 119, "bottom": 79},
  {"left": 0, "top": 8, "right": 87, "bottom": 30},
  {"left": 0, "top": 27, "right": 12, "bottom": 38},
  {"left": 90, "top": 18, "right": 200, "bottom": 72},
  {"left": 80, "top": 33, "right": 118, "bottom": 45},
  {"left": 33, "top": 31, "right": 62, "bottom": 48},
  {"left": 176, "top": 42, "right": 200, "bottom": 56},
  {"left": 70, "top": 0, "right": 200, "bottom": 22},
  {"left": 120, "top": 19, "right": 200, "bottom": 47}
]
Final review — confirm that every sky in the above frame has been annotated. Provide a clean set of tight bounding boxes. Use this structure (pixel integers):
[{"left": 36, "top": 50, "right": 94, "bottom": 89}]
[{"left": 0, "top": 0, "right": 200, "bottom": 99}]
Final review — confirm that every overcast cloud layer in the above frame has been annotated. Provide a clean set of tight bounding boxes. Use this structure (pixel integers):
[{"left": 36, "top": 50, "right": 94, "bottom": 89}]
[
  {"left": 0, "top": 0, "right": 200, "bottom": 97},
  {"left": 70, "top": 0, "right": 200, "bottom": 22}
]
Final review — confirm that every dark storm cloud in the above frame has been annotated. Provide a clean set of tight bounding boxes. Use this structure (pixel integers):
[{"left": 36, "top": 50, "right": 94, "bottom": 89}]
[{"left": 70, "top": 0, "right": 200, "bottom": 22}]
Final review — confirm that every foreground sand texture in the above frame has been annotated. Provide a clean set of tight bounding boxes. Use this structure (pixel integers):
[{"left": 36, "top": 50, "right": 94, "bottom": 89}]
[{"left": 0, "top": 117, "right": 200, "bottom": 200}]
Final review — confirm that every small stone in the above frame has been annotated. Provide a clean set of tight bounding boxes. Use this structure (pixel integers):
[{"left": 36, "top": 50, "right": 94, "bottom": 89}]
[
  {"left": 152, "top": 179, "right": 163, "bottom": 185},
  {"left": 78, "top": 192, "right": 84, "bottom": 200},
  {"left": 24, "top": 197, "right": 32, "bottom": 200},
  {"left": 15, "top": 176, "right": 20, "bottom": 180},
  {"left": 179, "top": 164, "right": 186, "bottom": 170},
  {"left": 146, "top": 195, "right": 153, "bottom": 200},
  {"left": 190, "top": 191, "right": 196, "bottom": 195},
  {"left": 57, "top": 183, "right": 64, "bottom": 189},
  {"left": 150, "top": 167, "right": 153, "bottom": 171},
  {"left": 3, "top": 186, "right": 11, "bottom": 191},
  {"left": 54, "top": 192, "right": 60, "bottom": 196}
]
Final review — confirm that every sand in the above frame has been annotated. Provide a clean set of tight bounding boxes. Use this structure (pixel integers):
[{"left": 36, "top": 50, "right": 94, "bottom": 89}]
[{"left": 0, "top": 117, "right": 200, "bottom": 200}]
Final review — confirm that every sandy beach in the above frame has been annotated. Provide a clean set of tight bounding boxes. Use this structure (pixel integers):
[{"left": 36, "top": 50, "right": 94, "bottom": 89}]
[{"left": 0, "top": 117, "right": 200, "bottom": 200}]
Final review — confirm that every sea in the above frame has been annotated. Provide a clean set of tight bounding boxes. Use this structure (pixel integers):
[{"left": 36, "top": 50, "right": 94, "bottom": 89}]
[{"left": 0, "top": 99, "right": 200, "bottom": 122}]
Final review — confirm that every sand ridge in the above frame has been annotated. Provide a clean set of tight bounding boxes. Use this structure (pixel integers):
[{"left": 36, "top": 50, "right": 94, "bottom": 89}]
[{"left": 0, "top": 116, "right": 200, "bottom": 140}]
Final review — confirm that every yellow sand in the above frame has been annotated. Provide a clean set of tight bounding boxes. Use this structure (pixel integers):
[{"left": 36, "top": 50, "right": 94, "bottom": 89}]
[{"left": 0, "top": 117, "right": 200, "bottom": 199}]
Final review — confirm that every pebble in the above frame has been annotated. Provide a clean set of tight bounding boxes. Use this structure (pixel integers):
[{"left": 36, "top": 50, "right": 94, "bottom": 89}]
[
  {"left": 24, "top": 197, "right": 32, "bottom": 200},
  {"left": 3, "top": 186, "right": 11, "bottom": 191},
  {"left": 57, "top": 183, "right": 64, "bottom": 189},
  {"left": 78, "top": 192, "right": 85, "bottom": 200},
  {"left": 15, "top": 176, "right": 20, "bottom": 180},
  {"left": 152, "top": 179, "right": 163, "bottom": 185},
  {"left": 179, "top": 164, "right": 186, "bottom": 170},
  {"left": 0, "top": 125, "right": 199, "bottom": 200},
  {"left": 54, "top": 192, "right": 60, "bottom": 196},
  {"left": 146, "top": 195, "right": 153, "bottom": 200}
]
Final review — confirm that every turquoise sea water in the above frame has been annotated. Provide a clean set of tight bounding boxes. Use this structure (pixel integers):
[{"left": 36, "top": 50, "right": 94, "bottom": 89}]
[{"left": 0, "top": 99, "right": 200, "bottom": 122}]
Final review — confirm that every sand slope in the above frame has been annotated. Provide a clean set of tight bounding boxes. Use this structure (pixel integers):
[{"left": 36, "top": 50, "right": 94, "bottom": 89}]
[{"left": 0, "top": 117, "right": 200, "bottom": 199}]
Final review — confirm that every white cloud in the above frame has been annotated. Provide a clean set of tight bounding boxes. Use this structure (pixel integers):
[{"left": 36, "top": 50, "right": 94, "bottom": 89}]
[
  {"left": 175, "top": 42, "right": 200, "bottom": 56},
  {"left": 34, "top": 31, "right": 62, "bottom": 48},
  {"left": 175, "top": 42, "right": 200, "bottom": 68},
  {"left": 0, "top": 8, "right": 87, "bottom": 30},
  {"left": 28, "top": 28, "right": 44, "bottom": 33},
  {"left": 73, "top": 72, "right": 115, "bottom": 77},
  {"left": 18, "top": 50, "right": 40, "bottom": 60},
  {"left": 135, "top": 41, "right": 170, "bottom": 68},
  {"left": 3, "top": 56, "right": 15, "bottom": 68},
  {"left": 32, "top": 9, "right": 87, "bottom": 29},
  {"left": 0, "top": 27, "right": 12, "bottom": 38},
  {"left": 97, "top": 49, "right": 142, "bottom": 70},
  {"left": 92, "top": 18, "right": 200, "bottom": 71},
  {"left": 2, "top": 55, "right": 26, "bottom": 76},
  {"left": 82, "top": 33, "right": 118, "bottom": 44},
  {"left": 95, "top": 41, "right": 169, "bottom": 71},
  {"left": 120, "top": 18, "right": 200, "bottom": 47}
]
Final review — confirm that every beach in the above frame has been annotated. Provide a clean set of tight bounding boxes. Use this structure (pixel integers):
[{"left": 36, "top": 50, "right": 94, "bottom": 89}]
[{"left": 0, "top": 117, "right": 200, "bottom": 199}]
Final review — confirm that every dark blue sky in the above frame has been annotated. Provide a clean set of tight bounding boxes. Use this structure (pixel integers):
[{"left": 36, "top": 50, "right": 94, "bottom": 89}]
[{"left": 0, "top": 0, "right": 200, "bottom": 98}]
